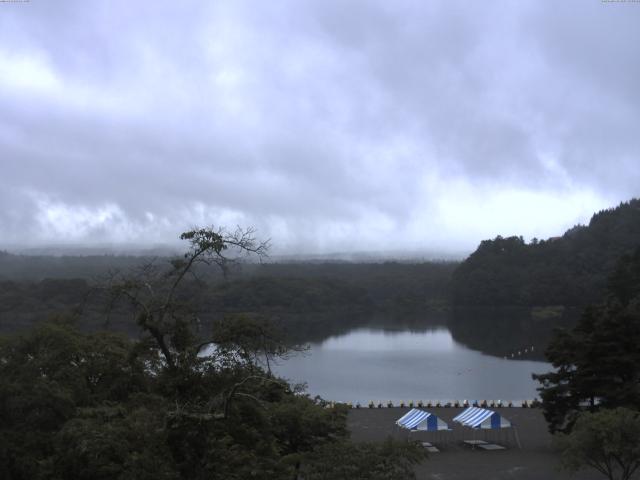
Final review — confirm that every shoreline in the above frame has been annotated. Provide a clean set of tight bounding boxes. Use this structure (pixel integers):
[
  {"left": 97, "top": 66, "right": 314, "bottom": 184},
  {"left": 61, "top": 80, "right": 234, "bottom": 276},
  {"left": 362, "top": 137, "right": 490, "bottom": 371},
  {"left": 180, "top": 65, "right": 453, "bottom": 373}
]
[
  {"left": 347, "top": 407, "right": 603, "bottom": 480},
  {"left": 343, "top": 400, "right": 539, "bottom": 408}
]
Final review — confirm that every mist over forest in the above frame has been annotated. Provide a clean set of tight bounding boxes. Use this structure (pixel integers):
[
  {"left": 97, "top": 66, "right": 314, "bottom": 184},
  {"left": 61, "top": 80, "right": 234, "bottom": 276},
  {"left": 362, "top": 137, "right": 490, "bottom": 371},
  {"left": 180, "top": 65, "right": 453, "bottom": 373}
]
[
  {"left": 2, "top": 1, "right": 640, "bottom": 479},
  {"left": 1, "top": 198, "right": 637, "bottom": 360}
]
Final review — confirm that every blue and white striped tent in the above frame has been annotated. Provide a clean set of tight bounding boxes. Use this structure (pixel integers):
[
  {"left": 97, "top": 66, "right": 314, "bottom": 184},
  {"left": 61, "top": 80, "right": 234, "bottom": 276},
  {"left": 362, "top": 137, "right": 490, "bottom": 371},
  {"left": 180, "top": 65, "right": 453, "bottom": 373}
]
[
  {"left": 396, "top": 408, "right": 450, "bottom": 431},
  {"left": 452, "top": 407, "right": 511, "bottom": 429}
]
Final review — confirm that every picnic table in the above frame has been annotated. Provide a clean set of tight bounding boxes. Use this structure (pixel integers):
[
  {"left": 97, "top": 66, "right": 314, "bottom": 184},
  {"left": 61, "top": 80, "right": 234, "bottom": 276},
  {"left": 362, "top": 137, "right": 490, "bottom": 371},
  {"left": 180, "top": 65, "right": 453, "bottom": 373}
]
[
  {"left": 463, "top": 440, "right": 506, "bottom": 451},
  {"left": 421, "top": 441, "right": 440, "bottom": 453}
]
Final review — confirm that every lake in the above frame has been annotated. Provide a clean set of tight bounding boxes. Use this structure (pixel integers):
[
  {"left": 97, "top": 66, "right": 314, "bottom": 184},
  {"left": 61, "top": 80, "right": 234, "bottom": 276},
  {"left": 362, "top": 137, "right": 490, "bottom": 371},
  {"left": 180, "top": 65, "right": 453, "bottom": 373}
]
[{"left": 273, "top": 326, "right": 551, "bottom": 404}]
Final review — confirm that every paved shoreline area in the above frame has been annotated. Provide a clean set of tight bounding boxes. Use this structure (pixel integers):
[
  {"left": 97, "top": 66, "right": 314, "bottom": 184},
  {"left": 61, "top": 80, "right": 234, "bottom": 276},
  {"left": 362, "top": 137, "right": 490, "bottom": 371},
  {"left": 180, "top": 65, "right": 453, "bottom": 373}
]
[{"left": 347, "top": 407, "right": 605, "bottom": 480}]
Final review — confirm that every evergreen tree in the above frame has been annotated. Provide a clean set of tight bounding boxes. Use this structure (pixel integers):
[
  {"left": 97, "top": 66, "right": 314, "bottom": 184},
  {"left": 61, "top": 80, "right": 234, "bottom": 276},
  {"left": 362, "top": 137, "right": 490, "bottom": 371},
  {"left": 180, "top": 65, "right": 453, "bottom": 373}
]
[{"left": 534, "top": 247, "right": 640, "bottom": 433}]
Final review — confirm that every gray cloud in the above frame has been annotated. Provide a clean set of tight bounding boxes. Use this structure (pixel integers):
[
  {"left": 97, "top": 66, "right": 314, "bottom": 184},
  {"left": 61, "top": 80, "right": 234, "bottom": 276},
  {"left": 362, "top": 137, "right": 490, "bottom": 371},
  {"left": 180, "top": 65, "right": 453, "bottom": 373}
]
[{"left": 0, "top": 0, "right": 639, "bottom": 254}]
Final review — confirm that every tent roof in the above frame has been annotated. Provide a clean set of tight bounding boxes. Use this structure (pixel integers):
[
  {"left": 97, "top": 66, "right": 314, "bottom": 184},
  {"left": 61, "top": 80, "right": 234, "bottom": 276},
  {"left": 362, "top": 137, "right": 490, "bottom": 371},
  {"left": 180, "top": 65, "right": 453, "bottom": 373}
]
[
  {"left": 396, "top": 408, "right": 449, "bottom": 431},
  {"left": 453, "top": 407, "right": 511, "bottom": 429}
]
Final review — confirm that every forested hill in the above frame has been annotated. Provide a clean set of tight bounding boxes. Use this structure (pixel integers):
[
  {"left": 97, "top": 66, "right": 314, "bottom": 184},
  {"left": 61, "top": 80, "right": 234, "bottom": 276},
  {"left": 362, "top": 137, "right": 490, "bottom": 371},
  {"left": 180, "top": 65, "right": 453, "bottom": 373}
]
[
  {"left": 451, "top": 198, "right": 640, "bottom": 307},
  {"left": 0, "top": 256, "right": 456, "bottom": 338}
]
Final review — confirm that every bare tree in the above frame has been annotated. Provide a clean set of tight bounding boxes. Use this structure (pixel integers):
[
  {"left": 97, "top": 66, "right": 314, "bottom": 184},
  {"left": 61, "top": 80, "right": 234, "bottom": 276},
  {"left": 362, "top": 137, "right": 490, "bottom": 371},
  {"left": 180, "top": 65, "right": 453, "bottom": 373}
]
[{"left": 105, "top": 226, "right": 269, "bottom": 370}]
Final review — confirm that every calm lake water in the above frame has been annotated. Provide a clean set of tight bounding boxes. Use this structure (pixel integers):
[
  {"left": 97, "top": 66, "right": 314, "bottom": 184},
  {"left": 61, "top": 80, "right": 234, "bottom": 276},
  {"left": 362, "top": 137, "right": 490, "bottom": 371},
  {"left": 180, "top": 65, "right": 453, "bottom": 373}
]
[{"left": 273, "top": 327, "right": 550, "bottom": 404}]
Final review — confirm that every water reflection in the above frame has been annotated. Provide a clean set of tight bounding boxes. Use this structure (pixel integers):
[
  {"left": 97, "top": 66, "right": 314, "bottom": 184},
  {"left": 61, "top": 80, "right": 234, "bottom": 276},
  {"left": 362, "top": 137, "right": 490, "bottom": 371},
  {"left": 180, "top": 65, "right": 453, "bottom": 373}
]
[
  {"left": 449, "top": 307, "right": 580, "bottom": 360},
  {"left": 274, "top": 327, "right": 550, "bottom": 403},
  {"left": 321, "top": 327, "right": 454, "bottom": 352}
]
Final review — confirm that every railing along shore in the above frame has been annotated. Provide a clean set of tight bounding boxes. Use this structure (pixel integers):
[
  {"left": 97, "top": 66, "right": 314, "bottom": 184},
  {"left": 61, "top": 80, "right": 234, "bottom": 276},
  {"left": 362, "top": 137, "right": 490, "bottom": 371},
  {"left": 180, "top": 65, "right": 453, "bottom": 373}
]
[{"left": 329, "top": 399, "right": 541, "bottom": 409}]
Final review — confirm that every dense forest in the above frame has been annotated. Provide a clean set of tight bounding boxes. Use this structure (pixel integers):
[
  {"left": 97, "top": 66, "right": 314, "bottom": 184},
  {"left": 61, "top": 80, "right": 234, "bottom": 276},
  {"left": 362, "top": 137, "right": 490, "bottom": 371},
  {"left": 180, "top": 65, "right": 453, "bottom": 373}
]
[
  {"left": 2, "top": 203, "right": 640, "bottom": 477},
  {"left": 452, "top": 199, "right": 640, "bottom": 307},
  {"left": 534, "top": 246, "right": 640, "bottom": 433},
  {"left": 0, "top": 228, "right": 426, "bottom": 479},
  {"left": 0, "top": 252, "right": 456, "bottom": 344},
  {"left": 2, "top": 198, "right": 640, "bottom": 357}
]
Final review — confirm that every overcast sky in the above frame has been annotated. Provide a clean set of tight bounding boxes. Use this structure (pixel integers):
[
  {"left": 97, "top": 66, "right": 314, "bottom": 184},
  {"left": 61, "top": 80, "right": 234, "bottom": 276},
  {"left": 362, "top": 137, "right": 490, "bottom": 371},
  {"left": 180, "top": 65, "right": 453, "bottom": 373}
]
[{"left": 1, "top": 0, "right": 639, "bottom": 255}]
